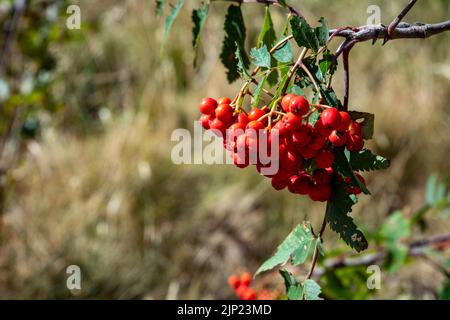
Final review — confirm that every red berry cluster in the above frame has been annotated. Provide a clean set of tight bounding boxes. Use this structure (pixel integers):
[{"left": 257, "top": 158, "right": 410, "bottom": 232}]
[
  {"left": 198, "top": 94, "right": 366, "bottom": 202},
  {"left": 227, "top": 272, "right": 277, "bottom": 300}
]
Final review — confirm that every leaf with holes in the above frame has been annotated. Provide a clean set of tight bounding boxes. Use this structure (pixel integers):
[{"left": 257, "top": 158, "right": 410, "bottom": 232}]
[
  {"left": 326, "top": 180, "right": 368, "bottom": 252},
  {"left": 290, "top": 16, "right": 319, "bottom": 52},
  {"left": 303, "top": 279, "right": 323, "bottom": 300},
  {"left": 349, "top": 149, "right": 390, "bottom": 172},
  {"left": 315, "top": 17, "right": 329, "bottom": 47},
  {"left": 250, "top": 45, "right": 271, "bottom": 68},
  {"left": 220, "top": 5, "right": 249, "bottom": 82},
  {"left": 256, "top": 223, "right": 316, "bottom": 275}
]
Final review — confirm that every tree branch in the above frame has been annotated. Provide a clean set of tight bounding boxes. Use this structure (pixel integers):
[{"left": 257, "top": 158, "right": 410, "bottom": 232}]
[
  {"left": 310, "top": 233, "right": 450, "bottom": 277},
  {"left": 387, "top": 0, "right": 418, "bottom": 38},
  {"left": 330, "top": 21, "right": 450, "bottom": 43}
]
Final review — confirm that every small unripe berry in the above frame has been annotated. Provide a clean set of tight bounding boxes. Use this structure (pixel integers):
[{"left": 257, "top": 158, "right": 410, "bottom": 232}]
[
  {"left": 199, "top": 97, "right": 217, "bottom": 115},
  {"left": 320, "top": 108, "right": 341, "bottom": 130}
]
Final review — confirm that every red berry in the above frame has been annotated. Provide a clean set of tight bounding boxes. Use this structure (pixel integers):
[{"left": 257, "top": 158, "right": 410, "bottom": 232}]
[
  {"left": 235, "top": 285, "right": 248, "bottom": 299},
  {"left": 320, "top": 108, "right": 341, "bottom": 130},
  {"left": 199, "top": 114, "right": 213, "bottom": 129},
  {"left": 338, "top": 111, "right": 351, "bottom": 132},
  {"left": 291, "top": 124, "right": 312, "bottom": 147},
  {"left": 271, "top": 176, "right": 289, "bottom": 190},
  {"left": 281, "top": 94, "right": 295, "bottom": 113},
  {"left": 215, "top": 103, "right": 234, "bottom": 123},
  {"left": 308, "top": 134, "right": 327, "bottom": 150},
  {"left": 348, "top": 121, "right": 362, "bottom": 136},
  {"left": 315, "top": 149, "right": 334, "bottom": 168},
  {"left": 218, "top": 97, "right": 231, "bottom": 105},
  {"left": 314, "top": 119, "right": 332, "bottom": 137},
  {"left": 309, "top": 183, "right": 331, "bottom": 202},
  {"left": 346, "top": 134, "right": 364, "bottom": 152},
  {"left": 329, "top": 130, "right": 348, "bottom": 147},
  {"left": 300, "top": 147, "right": 317, "bottom": 159},
  {"left": 240, "top": 272, "right": 252, "bottom": 287},
  {"left": 272, "top": 121, "right": 288, "bottom": 138},
  {"left": 233, "top": 152, "right": 249, "bottom": 168},
  {"left": 282, "top": 112, "right": 302, "bottom": 132},
  {"left": 238, "top": 113, "right": 249, "bottom": 126},
  {"left": 246, "top": 120, "right": 265, "bottom": 132},
  {"left": 289, "top": 95, "right": 309, "bottom": 116},
  {"left": 210, "top": 119, "right": 227, "bottom": 136},
  {"left": 199, "top": 97, "right": 217, "bottom": 115},
  {"left": 242, "top": 288, "right": 256, "bottom": 300},
  {"left": 248, "top": 108, "right": 266, "bottom": 122},
  {"left": 228, "top": 275, "right": 240, "bottom": 289},
  {"left": 296, "top": 173, "right": 313, "bottom": 195},
  {"left": 313, "top": 168, "right": 331, "bottom": 184}
]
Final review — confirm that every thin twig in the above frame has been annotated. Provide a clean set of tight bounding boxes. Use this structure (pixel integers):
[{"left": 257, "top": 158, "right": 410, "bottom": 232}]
[
  {"left": 213, "top": 0, "right": 304, "bottom": 19},
  {"left": 387, "top": 0, "right": 418, "bottom": 38}
]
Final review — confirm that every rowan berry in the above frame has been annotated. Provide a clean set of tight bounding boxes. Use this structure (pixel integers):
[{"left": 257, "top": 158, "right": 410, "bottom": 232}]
[
  {"left": 329, "top": 130, "right": 348, "bottom": 147},
  {"left": 289, "top": 95, "right": 309, "bottom": 116},
  {"left": 199, "top": 97, "right": 217, "bottom": 115},
  {"left": 320, "top": 108, "right": 341, "bottom": 130},
  {"left": 315, "top": 149, "right": 334, "bottom": 168}
]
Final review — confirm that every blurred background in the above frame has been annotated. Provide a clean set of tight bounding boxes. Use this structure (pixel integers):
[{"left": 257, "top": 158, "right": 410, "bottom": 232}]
[{"left": 0, "top": 0, "right": 449, "bottom": 299}]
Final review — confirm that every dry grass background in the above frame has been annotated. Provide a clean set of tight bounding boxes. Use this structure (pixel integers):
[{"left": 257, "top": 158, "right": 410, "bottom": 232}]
[{"left": 0, "top": 0, "right": 449, "bottom": 299}]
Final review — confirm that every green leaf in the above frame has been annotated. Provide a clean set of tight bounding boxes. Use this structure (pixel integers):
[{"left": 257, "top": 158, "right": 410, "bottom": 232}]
[
  {"left": 290, "top": 16, "right": 319, "bottom": 52},
  {"left": 335, "top": 149, "right": 371, "bottom": 195},
  {"left": 381, "top": 211, "right": 411, "bottom": 243},
  {"left": 220, "top": 5, "right": 249, "bottom": 83},
  {"left": 279, "top": 269, "right": 303, "bottom": 300},
  {"left": 155, "top": 0, "right": 165, "bottom": 16},
  {"left": 266, "top": 68, "right": 279, "bottom": 87},
  {"left": 303, "top": 279, "right": 323, "bottom": 300},
  {"left": 252, "top": 73, "right": 268, "bottom": 107},
  {"left": 288, "top": 84, "right": 304, "bottom": 96},
  {"left": 163, "top": 0, "right": 184, "bottom": 41},
  {"left": 256, "top": 223, "right": 316, "bottom": 275},
  {"left": 425, "top": 174, "right": 449, "bottom": 206},
  {"left": 236, "top": 45, "right": 251, "bottom": 79},
  {"left": 381, "top": 211, "right": 411, "bottom": 272},
  {"left": 319, "top": 49, "right": 336, "bottom": 79},
  {"left": 250, "top": 45, "right": 271, "bottom": 68},
  {"left": 258, "top": 6, "right": 276, "bottom": 48},
  {"left": 349, "top": 149, "right": 390, "bottom": 172},
  {"left": 315, "top": 17, "right": 329, "bottom": 47},
  {"left": 192, "top": 3, "right": 209, "bottom": 49},
  {"left": 273, "top": 40, "right": 293, "bottom": 63},
  {"left": 326, "top": 181, "right": 368, "bottom": 252}
]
